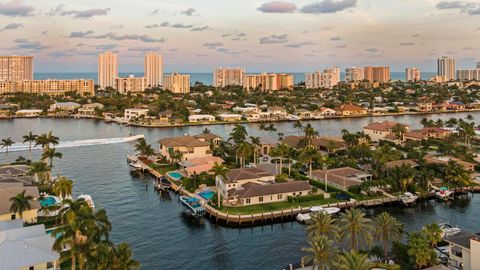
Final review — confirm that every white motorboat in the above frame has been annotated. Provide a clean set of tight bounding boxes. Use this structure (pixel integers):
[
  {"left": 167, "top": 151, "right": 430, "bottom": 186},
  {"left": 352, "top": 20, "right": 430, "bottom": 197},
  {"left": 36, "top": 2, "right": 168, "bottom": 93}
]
[
  {"left": 129, "top": 162, "right": 142, "bottom": 169},
  {"left": 439, "top": 223, "right": 461, "bottom": 238},
  {"left": 400, "top": 192, "right": 418, "bottom": 205},
  {"left": 435, "top": 190, "right": 454, "bottom": 201},
  {"left": 296, "top": 206, "right": 341, "bottom": 223},
  {"left": 78, "top": 194, "right": 95, "bottom": 208}
]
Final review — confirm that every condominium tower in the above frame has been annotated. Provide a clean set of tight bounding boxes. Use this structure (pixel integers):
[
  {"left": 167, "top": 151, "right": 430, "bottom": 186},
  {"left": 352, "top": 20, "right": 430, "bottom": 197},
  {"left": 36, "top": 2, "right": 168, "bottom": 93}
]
[
  {"left": 305, "top": 66, "right": 341, "bottom": 89},
  {"left": 144, "top": 53, "right": 163, "bottom": 87},
  {"left": 0, "top": 79, "right": 94, "bottom": 96},
  {"left": 213, "top": 67, "right": 245, "bottom": 88},
  {"left": 163, "top": 73, "right": 190, "bottom": 94},
  {"left": 98, "top": 52, "right": 118, "bottom": 89},
  {"left": 345, "top": 67, "right": 364, "bottom": 82},
  {"left": 243, "top": 73, "right": 293, "bottom": 92},
  {"left": 405, "top": 67, "right": 421, "bottom": 82},
  {"left": 0, "top": 56, "right": 33, "bottom": 81},
  {"left": 364, "top": 66, "right": 390, "bottom": 83},
  {"left": 437, "top": 56, "right": 456, "bottom": 81},
  {"left": 115, "top": 75, "right": 147, "bottom": 94},
  {"left": 457, "top": 70, "right": 480, "bottom": 81}
]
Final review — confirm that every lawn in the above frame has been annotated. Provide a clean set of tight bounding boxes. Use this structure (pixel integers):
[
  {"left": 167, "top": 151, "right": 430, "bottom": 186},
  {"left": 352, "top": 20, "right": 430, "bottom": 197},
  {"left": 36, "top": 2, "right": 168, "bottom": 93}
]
[{"left": 148, "top": 163, "right": 178, "bottom": 175}]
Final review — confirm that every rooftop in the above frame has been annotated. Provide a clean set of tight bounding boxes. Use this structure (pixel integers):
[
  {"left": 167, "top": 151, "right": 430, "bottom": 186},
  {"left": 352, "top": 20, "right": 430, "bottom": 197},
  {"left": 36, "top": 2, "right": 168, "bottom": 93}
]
[
  {"left": 364, "top": 121, "right": 408, "bottom": 131},
  {"left": 0, "top": 183, "right": 40, "bottom": 215},
  {"left": 227, "top": 167, "right": 275, "bottom": 183},
  {"left": 159, "top": 135, "right": 210, "bottom": 148},
  {"left": 234, "top": 181, "right": 311, "bottom": 198}
]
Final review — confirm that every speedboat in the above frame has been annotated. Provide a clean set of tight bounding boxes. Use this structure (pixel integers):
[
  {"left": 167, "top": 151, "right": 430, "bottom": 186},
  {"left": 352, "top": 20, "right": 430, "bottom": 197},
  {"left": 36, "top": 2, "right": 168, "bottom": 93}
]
[
  {"left": 179, "top": 196, "right": 204, "bottom": 215},
  {"left": 400, "top": 192, "right": 418, "bottom": 206},
  {"left": 296, "top": 206, "right": 341, "bottom": 223},
  {"left": 435, "top": 188, "right": 454, "bottom": 201},
  {"left": 78, "top": 194, "right": 95, "bottom": 208},
  {"left": 128, "top": 161, "right": 142, "bottom": 170},
  {"left": 439, "top": 223, "right": 461, "bottom": 237}
]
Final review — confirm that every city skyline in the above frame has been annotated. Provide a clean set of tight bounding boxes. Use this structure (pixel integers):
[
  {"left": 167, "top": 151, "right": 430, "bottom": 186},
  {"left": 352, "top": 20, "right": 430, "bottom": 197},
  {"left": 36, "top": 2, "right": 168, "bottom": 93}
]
[{"left": 0, "top": 0, "right": 479, "bottom": 72}]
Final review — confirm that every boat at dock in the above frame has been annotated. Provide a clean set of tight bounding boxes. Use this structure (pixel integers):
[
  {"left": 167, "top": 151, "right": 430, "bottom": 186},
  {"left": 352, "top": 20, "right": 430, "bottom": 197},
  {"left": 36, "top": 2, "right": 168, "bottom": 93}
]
[
  {"left": 78, "top": 194, "right": 95, "bottom": 208},
  {"left": 296, "top": 206, "right": 341, "bottom": 223},
  {"left": 434, "top": 188, "right": 454, "bottom": 201},
  {"left": 179, "top": 196, "right": 205, "bottom": 215},
  {"left": 400, "top": 192, "right": 418, "bottom": 206},
  {"left": 439, "top": 223, "right": 461, "bottom": 237},
  {"left": 154, "top": 177, "right": 172, "bottom": 190}
]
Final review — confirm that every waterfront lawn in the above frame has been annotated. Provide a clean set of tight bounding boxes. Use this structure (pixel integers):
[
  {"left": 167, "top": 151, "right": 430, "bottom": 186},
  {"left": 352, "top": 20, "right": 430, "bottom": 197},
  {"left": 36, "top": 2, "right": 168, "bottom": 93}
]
[{"left": 148, "top": 163, "right": 178, "bottom": 175}]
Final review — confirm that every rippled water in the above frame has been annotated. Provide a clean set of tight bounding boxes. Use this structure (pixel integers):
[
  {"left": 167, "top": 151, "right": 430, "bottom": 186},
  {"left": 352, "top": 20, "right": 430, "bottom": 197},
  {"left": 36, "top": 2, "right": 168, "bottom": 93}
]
[{"left": 0, "top": 113, "right": 479, "bottom": 269}]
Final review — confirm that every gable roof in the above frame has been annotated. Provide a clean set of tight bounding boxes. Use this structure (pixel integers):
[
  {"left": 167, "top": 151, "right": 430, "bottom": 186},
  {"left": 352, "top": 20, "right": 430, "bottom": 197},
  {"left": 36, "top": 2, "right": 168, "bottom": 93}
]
[
  {"left": 364, "top": 121, "right": 408, "bottom": 131},
  {"left": 226, "top": 167, "right": 274, "bottom": 183},
  {"left": 0, "top": 183, "right": 40, "bottom": 215},
  {"left": 159, "top": 136, "right": 210, "bottom": 147},
  {"left": 234, "top": 181, "right": 311, "bottom": 198}
]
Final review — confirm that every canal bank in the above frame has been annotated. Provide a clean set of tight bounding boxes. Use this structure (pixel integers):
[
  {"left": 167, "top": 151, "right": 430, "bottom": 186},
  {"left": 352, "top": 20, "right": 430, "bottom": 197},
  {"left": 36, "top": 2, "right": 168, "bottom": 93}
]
[{"left": 1, "top": 113, "right": 480, "bottom": 269}]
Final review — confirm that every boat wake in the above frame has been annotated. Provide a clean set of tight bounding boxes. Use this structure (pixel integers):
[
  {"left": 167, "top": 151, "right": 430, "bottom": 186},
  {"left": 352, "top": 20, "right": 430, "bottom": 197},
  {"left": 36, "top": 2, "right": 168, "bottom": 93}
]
[{"left": 0, "top": 135, "right": 144, "bottom": 153}]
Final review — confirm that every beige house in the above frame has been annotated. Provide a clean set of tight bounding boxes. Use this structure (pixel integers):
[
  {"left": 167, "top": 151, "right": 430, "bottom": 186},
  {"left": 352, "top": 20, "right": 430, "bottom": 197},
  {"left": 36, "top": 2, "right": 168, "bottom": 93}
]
[
  {"left": 194, "top": 133, "right": 223, "bottom": 146},
  {"left": 217, "top": 113, "right": 242, "bottom": 122},
  {"left": 416, "top": 102, "right": 433, "bottom": 111},
  {"left": 159, "top": 136, "right": 212, "bottom": 161},
  {"left": 363, "top": 121, "right": 410, "bottom": 142},
  {"left": 224, "top": 167, "right": 275, "bottom": 191},
  {"left": 334, "top": 104, "right": 367, "bottom": 116},
  {"left": 314, "top": 107, "right": 337, "bottom": 117},
  {"left": 404, "top": 127, "right": 452, "bottom": 141},
  {"left": 0, "top": 183, "right": 40, "bottom": 223},
  {"left": 179, "top": 156, "right": 224, "bottom": 176},
  {"left": 424, "top": 155, "right": 476, "bottom": 172},
  {"left": 188, "top": 114, "right": 215, "bottom": 123},
  {"left": 294, "top": 109, "right": 313, "bottom": 119},
  {"left": 124, "top": 108, "right": 149, "bottom": 120},
  {"left": 233, "top": 181, "right": 311, "bottom": 206},
  {"left": 15, "top": 109, "right": 43, "bottom": 117},
  {"left": 267, "top": 106, "right": 288, "bottom": 119}
]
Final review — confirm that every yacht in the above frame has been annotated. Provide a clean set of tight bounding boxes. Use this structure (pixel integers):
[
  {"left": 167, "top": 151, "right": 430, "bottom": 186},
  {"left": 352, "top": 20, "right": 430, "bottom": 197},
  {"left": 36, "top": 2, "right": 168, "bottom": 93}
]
[{"left": 400, "top": 192, "right": 418, "bottom": 206}]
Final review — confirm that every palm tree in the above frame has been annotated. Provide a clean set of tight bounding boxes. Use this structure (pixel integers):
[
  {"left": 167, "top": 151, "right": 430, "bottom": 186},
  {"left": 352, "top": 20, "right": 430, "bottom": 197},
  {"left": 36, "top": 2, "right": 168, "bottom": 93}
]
[
  {"left": 202, "top": 128, "right": 211, "bottom": 134},
  {"left": 229, "top": 124, "right": 248, "bottom": 144},
  {"left": 107, "top": 243, "right": 141, "bottom": 270},
  {"left": 210, "top": 162, "right": 229, "bottom": 207},
  {"left": 28, "top": 161, "right": 49, "bottom": 184},
  {"left": 302, "top": 235, "right": 337, "bottom": 270},
  {"left": 300, "top": 146, "right": 319, "bottom": 177},
  {"left": 41, "top": 146, "right": 63, "bottom": 169},
  {"left": 391, "top": 123, "right": 406, "bottom": 142},
  {"left": 373, "top": 212, "right": 403, "bottom": 261},
  {"left": 0, "top": 137, "right": 14, "bottom": 154},
  {"left": 134, "top": 138, "right": 154, "bottom": 157},
  {"left": 339, "top": 208, "right": 374, "bottom": 251},
  {"left": 236, "top": 142, "right": 252, "bottom": 168},
  {"left": 250, "top": 136, "right": 261, "bottom": 165},
  {"left": 23, "top": 131, "right": 37, "bottom": 160},
  {"left": 334, "top": 250, "right": 371, "bottom": 270},
  {"left": 407, "top": 232, "right": 437, "bottom": 269},
  {"left": 372, "top": 144, "right": 401, "bottom": 177},
  {"left": 276, "top": 143, "right": 289, "bottom": 175},
  {"left": 9, "top": 190, "right": 33, "bottom": 220},
  {"left": 444, "top": 160, "right": 473, "bottom": 187},
  {"left": 169, "top": 149, "right": 183, "bottom": 164},
  {"left": 293, "top": 120, "right": 304, "bottom": 134},
  {"left": 304, "top": 124, "right": 318, "bottom": 146},
  {"left": 422, "top": 223, "right": 443, "bottom": 247},
  {"left": 35, "top": 131, "right": 59, "bottom": 149},
  {"left": 306, "top": 212, "right": 340, "bottom": 241},
  {"left": 53, "top": 176, "right": 74, "bottom": 199}
]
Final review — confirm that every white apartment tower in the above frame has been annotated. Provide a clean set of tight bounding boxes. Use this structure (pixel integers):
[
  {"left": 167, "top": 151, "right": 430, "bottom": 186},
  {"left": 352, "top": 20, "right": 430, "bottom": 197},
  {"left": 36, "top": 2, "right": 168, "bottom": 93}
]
[
  {"left": 405, "top": 67, "right": 421, "bottom": 82},
  {"left": 437, "top": 56, "right": 456, "bottom": 81},
  {"left": 163, "top": 73, "right": 190, "bottom": 94},
  {"left": 98, "top": 52, "right": 118, "bottom": 89},
  {"left": 0, "top": 56, "right": 33, "bottom": 81},
  {"left": 345, "top": 67, "right": 364, "bottom": 82},
  {"left": 305, "top": 66, "right": 341, "bottom": 89},
  {"left": 144, "top": 53, "right": 163, "bottom": 87},
  {"left": 213, "top": 67, "right": 245, "bottom": 88}
]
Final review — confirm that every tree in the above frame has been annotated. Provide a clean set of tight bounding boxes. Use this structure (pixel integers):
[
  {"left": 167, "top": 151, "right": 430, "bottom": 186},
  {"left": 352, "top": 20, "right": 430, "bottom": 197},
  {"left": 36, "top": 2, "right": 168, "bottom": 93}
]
[
  {"left": 41, "top": 146, "right": 63, "bottom": 169},
  {"left": 304, "top": 123, "right": 318, "bottom": 146},
  {"left": 334, "top": 250, "right": 372, "bottom": 270},
  {"left": 306, "top": 212, "right": 340, "bottom": 241},
  {"left": 202, "top": 128, "right": 211, "bottom": 134},
  {"left": 250, "top": 136, "right": 261, "bottom": 165},
  {"left": 236, "top": 142, "right": 252, "bottom": 168},
  {"left": 210, "top": 162, "right": 229, "bottom": 207},
  {"left": 35, "top": 131, "right": 59, "bottom": 149},
  {"left": 300, "top": 146, "right": 319, "bottom": 177},
  {"left": 372, "top": 144, "right": 401, "bottom": 177},
  {"left": 391, "top": 123, "right": 407, "bottom": 141},
  {"left": 29, "top": 161, "right": 49, "bottom": 184},
  {"left": 134, "top": 138, "right": 154, "bottom": 157},
  {"left": 373, "top": 212, "right": 403, "bottom": 261},
  {"left": 169, "top": 149, "right": 183, "bottom": 164},
  {"left": 407, "top": 232, "right": 437, "bottom": 269},
  {"left": 339, "top": 208, "right": 374, "bottom": 251},
  {"left": 0, "top": 137, "right": 14, "bottom": 154},
  {"left": 102, "top": 242, "right": 141, "bottom": 270},
  {"left": 422, "top": 223, "right": 443, "bottom": 248},
  {"left": 444, "top": 160, "right": 473, "bottom": 187},
  {"left": 293, "top": 120, "right": 304, "bottom": 134},
  {"left": 53, "top": 176, "right": 74, "bottom": 199},
  {"left": 22, "top": 131, "right": 37, "bottom": 160},
  {"left": 9, "top": 190, "right": 33, "bottom": 220},
  {"left": 302, "top": 235, "right": 337, "bottom": 270},
  {"left": 276, "top": 143, "right": 289, "bottom": 175},
  {"left": 229, "top": 124, "right": 248, "bottom": 144}
]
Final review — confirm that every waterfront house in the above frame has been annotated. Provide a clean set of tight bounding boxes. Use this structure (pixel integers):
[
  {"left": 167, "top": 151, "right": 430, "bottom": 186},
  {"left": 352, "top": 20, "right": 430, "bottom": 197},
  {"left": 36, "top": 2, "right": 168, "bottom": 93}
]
[
  {"left": 232, "top": 106, "right": 260, "bottom": 114},
  {"left": 124, "top": 108, "right": 149, "bottom": 120},
  {"left": 281, "top": 136, "right": 346, "bottom": 153},
  {"left": 404, "top": 127, "right": 452, "bottom": 141},
  {"left": 49, "top": 102, "right": 80, "bottom": 114},
  {"left": 363, "top": 121, "right": 410, "bottom": 143},
  {"left": 188, "top": 114, "right": 215, "bottom": 123},
  {"left": 158, "top": 110, "right": 173, "bottom": 123},
  {"left": 267, "top": 106, "right": 288, "bottom": 119},
  {"left": 444, "top": 230, "right": 480, "bottom": 270},
  {"left": 314, "top": 107, "right": 337, "bottom": 117},
  {"left": 0, "top": 220, "right": 59, "bottom": 270},
  {"left": 416, "top": 102, "right": 433, "bottom": 112},
  {"left": 217, "top": 113, "right": 242, "bottom": 122},
  {"left": 194, "top": 133, "right": 223, "bottom": 146},
  {"left": 179, "top": 156, "right": 224, "bottom": 176},
  {"left": 334, "top": 104, "right": 368, "bottom": 116},
  {"left": 0, "top": 104, "right": 11, "bottom": 118},
  {"left": 249, "top": 137, "right": 278, "bottom": 156},
  {"left": 424, "top": 155, "right": 476, "bottom": 172},
  {"left": 159, "top": 136, "right": 212, "bottom": 161},
  {"left": 232, "top": 181, "right": 311, "bottom": 206},
  {"left": 0, "top": 183, "right": 40, "bottom": 223},
  {"left": 243, "top": 111, "right": 261, "bottom": 121},
  {"left": 294, "top": 109, "right": 313, "bottom": 119},
  {"left": 0, "top": 165, "right": 34, "bottom": 185},
  {"left": 224, "top": 167, "right": 275, "bottom": 192},
  {"left": 15, "top": 109, "right": 43, "bottom": 118},
  {"left": 311, "top": 167, "right": 373, "bottom": 191}
]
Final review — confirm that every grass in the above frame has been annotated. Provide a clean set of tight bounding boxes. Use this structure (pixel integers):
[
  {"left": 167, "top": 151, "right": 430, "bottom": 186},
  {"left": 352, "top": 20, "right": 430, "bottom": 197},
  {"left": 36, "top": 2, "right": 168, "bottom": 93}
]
[{"left": 148, "top": 163, "right": 178, "bottom": 175}]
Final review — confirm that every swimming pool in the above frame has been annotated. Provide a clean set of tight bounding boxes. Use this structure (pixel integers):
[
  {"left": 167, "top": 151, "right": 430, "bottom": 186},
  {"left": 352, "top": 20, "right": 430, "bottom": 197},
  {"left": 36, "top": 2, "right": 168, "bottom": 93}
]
[
  {"left": 40, "top": 196, "right": 59, "bottom": 207},
  {"left": 198, "top": 191, "right": 215, "bottom": 200},
  {"left": 167, "top": 171, "right": 183, "bottom": 181}
]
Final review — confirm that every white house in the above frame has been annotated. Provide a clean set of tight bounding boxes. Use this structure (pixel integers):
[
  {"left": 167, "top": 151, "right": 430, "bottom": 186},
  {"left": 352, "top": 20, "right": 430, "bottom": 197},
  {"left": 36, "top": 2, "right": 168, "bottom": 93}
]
[
  {"left": 124, "top": 108, "right": 149, "bottom": 120},
  {"left": 217, "top": 113, "right": 242, "bottom": 122},
  {"left": 188, "top": 114, "right": 215, "bottom": 122},
  {"left": 15, "top": 109, "right": 43, "bottom": 117}
]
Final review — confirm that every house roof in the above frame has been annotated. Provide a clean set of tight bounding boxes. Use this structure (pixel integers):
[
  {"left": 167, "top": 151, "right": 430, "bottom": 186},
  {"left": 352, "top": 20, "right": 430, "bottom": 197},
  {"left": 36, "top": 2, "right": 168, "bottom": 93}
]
[
  {"left": 364, "top": 121, "right": 408, "bottom": 131},
  {"left": 193, "top": 133, "right": 222, "bottom": 141},
  {"left": 335, "top": 104, "right": 365, "bottom": 112},
  {"left": 386, "top": 159, "right": 419, "bottom": 169},
  {"left": 0, "top": 183, "right": 40, "bottom": 215},
  {"left": 0, "top": 222, "right": 58, "bottom": 270},
  {"left": 311, "top": 167, "right": 371, "bottom": 188},
  {"left": 181, "top": 156, "right": 224, "bottom": 167},
  {"left": 267, "top": 106, "right": 286, "bottom": 111},
  {"left": 281, "top": 136, "right": 345, "bottom": 149},
  {"left": 234, "top": 181, "right": 311, "bottom": 198},
  {"left": 226, "top": 167, "right": 275, "bottom": 183},
  {"left": 445, "top": 230, "right": 477, "bottom": 249},
  {"left": 159, "top": 136, "right": 210, "bottom": 147},
  {"left": 0, "top": 165, "right": 29, "bottom": 176}
]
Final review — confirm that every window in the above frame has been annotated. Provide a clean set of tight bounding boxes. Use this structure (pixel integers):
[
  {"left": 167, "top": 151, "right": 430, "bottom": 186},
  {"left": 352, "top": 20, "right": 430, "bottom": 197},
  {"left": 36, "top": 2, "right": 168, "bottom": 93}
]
[
  {"left": 11, "top": 214, "right": 16, "bottom": 220},
  {"left": 246, "top": 198, "right": 251, "bottom": 204},
  {"left": 452, "top": 245, "right": 463, "bottom": 258},
  {"left": 277, "top": 194, "right": 282, "bottom": 200},
  {"left": 29, "top": 267, "right": 34, "bottom": 270},
  {"left": 299, "top": 192, "right": 302, "bottom": 195},
  {"left": 259, "top": 197, "right": 263, "bottom": 202},
  {"left": 293, "top": 192, "right": 296, "bottom": 196}
]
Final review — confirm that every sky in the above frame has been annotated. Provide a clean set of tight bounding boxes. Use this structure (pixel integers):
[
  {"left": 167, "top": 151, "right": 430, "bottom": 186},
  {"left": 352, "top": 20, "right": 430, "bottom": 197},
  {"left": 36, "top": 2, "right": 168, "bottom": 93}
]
[{"left": 0, "top": 0, "right": 479, "bottom": 72}]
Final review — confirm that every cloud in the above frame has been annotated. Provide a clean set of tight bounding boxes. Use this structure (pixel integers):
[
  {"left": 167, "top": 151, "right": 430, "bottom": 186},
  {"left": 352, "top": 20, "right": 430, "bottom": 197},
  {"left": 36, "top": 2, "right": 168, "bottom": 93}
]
[
  {"left": 49, "top": 4, "right": 110, "bottom": 19},
  {"left": 365, "top": 48, "right": 379, "bottom": 53},
  {"left": 171, "top": 23, "right": 193, "bottom": 28},
  {"left": 49, "top": 48, "right": 96, "bottom": 57},
  {"left": 111, "top": 24, "right": 123, "bottom": 29},
  {"left": 259, "top": 34, "right": 288, "bottom": 44},
  {"left": 286, "top": 41, "right": 314, "bottom": 48},
  {"left": 41, "top": 31, "right": 48, "bottom": 36},
  {"left": 192, "top": 26, "right": 209, "bottom": 31},
  {"left": 0, "top": 22, "right": 22, "bottom": 32},
  {"left": 96, "top": 44, "right": 117, "bottom": 50},
  {"left": 12, "top": 39, "right": 49, "bottom": 51},
  {"left": 301, "top": 0, "right": 356, "bottom": 14},
  {"left": 149, "top": 10, "right": 159, "bottom": 16},
  {"left": 435, "top": 1, "right": 480, "bottom": 15},
  {"left": 330, "top": 36, "right": 341, "bottom": 41},
  {"left": 181, "top": 8, "right": 196, "bottom": 16},
  {"left": 203, "top": 42, "right": 224, "bottom": 49},
  {"left": 400, "top": 42, "right": 415, "bottom": 46},
  {"left": 257, "top": 1, "right": 297, "bottom": 13},
  {"left": 336, "top": 44, "right": 347, "bottom": 48},
  {"left": 412, "top": 34, "right": 420, "bottom": 37},
  {"left": 0, "top": 0, "right": 34, "bottom": 17},
  {"left": 145, "top": 24, "right": 159, "bottom": 29},
  {"left": 221, "top": 33, "right": 231, "bottom": 38},
  {"left": 68, "top": 30, "right": 94, "bottom": 38},
  {"left": 127, "top": 46, "right": 161, "bottom": 52}
]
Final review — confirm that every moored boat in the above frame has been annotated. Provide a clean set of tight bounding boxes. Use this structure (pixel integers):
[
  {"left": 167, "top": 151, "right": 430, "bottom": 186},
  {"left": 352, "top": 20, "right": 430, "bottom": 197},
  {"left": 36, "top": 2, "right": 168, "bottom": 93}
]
[
  {"left": 435, "top": 188, "right": 454, "bottom": 201},
  {"left": 78, "top": 194, "right": 95, "bottom": 208},
  {"left": 179, "top": 196, "right": 205, "bottom": 215},
  {"left": 296, "top": 206, "right": 341, "bottom": 223},
  {"left": 400, "top": 192, "right": 418, "bottom": 206},
  {"left": 439, "top": 223, "right": 461, "bottom": 237}
]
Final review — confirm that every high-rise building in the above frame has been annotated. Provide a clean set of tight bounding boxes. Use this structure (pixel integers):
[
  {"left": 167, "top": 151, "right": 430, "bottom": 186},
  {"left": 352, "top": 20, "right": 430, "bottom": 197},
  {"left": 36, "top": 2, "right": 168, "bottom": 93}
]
[
  {"left": 305, "top": 66, "right": 341, "bottom": 89},
  {"left": 345, "top": 67, "right": 364, "bottom": 82},
  {"left": 243, "top": 73, "right": 293, "bottom": 92},
  {"left": 98, "top": 51, "right": 118, "bottom": 89},
  {"left": 405, "top": 67, "right": 421, "bottom": 82},
  {"left": 213, "top": 67, "right": 245, "bottom": 88},
  {"left": 163, "top": 73, "right": 190, "bottom": 94},
  {"left": 144, "top": 53, "right": 163, "bottom": 87},
  {"left": 115, "top": 75, "right": 147, "bottom": 94},
  {"left": 437, "top": 56, "right": 456, "bottom": 81},
  {"left": 0, "top": 56, "right": 33, "bottom": 81},
  {"left": 364, "top": 66, "right": 390, "bottom": 83},
  {"left": 456, "top": 69, "right": 480, "bottom": 82},
  {"left": 0, "top": 79, "right": 94, "bottom": 96},
  {"left": 477, "top": 61, "right": 480, "bottom": 69}
]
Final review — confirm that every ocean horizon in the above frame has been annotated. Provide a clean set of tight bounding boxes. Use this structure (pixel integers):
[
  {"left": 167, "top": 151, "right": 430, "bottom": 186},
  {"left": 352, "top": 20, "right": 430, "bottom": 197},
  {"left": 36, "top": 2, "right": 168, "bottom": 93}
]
[{"left": 35, "top": 72, "right": 438, "bottom": 86}]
